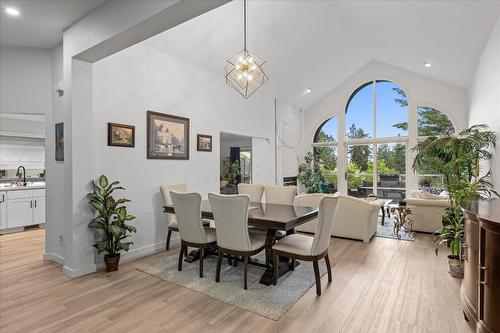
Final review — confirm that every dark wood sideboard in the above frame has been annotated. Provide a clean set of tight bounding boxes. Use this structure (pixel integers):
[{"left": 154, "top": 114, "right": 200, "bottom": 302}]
[{"left": 462, "top": 200, "right": 500, "bottom": 333}]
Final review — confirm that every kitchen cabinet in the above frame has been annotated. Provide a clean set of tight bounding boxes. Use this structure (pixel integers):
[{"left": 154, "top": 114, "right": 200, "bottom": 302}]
[
  {"left": 0, "top": 191, "right": 6, "bottom": 230},
  {"left": 33, "top": 197, "right": 46, "bottom": 225},
  {"left": 1, "top": 188, "right": 46, "bottom": 233},
  {"left": 6, "top": 197, "right": 34, "bottom": 228}
]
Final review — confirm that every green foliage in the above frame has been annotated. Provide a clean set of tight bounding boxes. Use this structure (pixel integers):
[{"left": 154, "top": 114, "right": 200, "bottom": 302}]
[
  {"left": 366, "top": 159, "right": 397, "bottom": 176},
  {"left": 297, "top": 152, "right": 324, "bottom": 193},
  {"left": 346, "top": 124, "right": 370, "bottom": 171},
  {"left": 434, "top": 207, "right": 464, "bottom": 257},
  {"left": 87, "top": 175, "right": 136, "bottom": 255},
  {"left": 221, "top": 157, "right": 240, "bottom": 185},
  {"left": 346, "top": 163, "right": 365, "bottom": 189}
]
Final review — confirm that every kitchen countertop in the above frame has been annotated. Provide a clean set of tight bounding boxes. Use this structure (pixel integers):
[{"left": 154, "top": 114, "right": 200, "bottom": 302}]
[{"left": 0, "top": 183, "right": 45, "bottom": 191}]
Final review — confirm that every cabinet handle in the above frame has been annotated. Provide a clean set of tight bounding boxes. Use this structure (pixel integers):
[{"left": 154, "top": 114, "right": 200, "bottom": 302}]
[
  {"left": 35, "top": 200, "right": 37, "bottom": 208},
  {"left": 480, "top": 266, "right": 488, "bottom": 286},
  {"left": 30, "top": 200, "right": 33, "bottom": 208}
]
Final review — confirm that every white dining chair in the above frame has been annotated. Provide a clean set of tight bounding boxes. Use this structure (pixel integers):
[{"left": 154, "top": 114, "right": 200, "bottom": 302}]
[
  {"left": 294, "top": 193, "right": 328, "bottom": 233},
  {"left": 272, "top": 195, "right": 339, "bottom": 296},
  {"left": 160, "top": 184, "right": 209, "bottom": 251},
  {"left": 170, "top": 191, "right": 217, "bottom": 278},
  {"left": 237, "top": 183, "right": 264, "bottom": 202},
  {"left": 208, "top": 193, "right": 266, "bottom": 290},
  {"left": 264, "top": 185, "right": 297, "bottom": 205}
]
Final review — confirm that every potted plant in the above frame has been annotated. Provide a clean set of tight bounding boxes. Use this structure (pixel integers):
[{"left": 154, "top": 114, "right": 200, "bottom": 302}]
[
  {"left": 413, "top": 124, "right": 497, "bottom": 277},
  {"left": 87, "top": 175, "right": 137, "bottom": 272},
  {"left": 297, "top": 152, "right": 324, "bottom": 193}
]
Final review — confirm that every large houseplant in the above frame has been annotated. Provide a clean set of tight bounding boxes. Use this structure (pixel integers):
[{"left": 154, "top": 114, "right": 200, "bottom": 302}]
[
  {"left": 412, "top": 124, "right": 497, "bottom": 277},
  {"left": 297, "top": 152, "right": 324, "bottom": 193},
  {"left": 87, "top": 175, "right": 136, "bottom": 272}
]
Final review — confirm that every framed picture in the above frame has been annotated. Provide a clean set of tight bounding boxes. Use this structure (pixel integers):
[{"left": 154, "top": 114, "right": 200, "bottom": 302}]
[
  {"left": 197, "top": 134, "right": 212, "bottom": 152},
  {"left": 108, "top": 123, "right": 135, "bottom": 147},
  {"left": 55, "top": 122, "right": 64, "bottom": 161},
  {"left": 147, "top": 111, "right": 189, "bottom": 160}
]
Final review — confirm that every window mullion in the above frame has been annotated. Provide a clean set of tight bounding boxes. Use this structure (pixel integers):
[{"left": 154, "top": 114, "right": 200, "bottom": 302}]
[{"left": 372, "top": 80, "right": 377, "bottom": 196}]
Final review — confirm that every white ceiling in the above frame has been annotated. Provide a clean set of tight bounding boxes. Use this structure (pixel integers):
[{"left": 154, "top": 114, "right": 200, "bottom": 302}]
[
  {"left": 144, "top": 0, "right": 500, "bottom": 109},
  {"left": 0, "top": 0, "right": 107, "bottom": 48}
]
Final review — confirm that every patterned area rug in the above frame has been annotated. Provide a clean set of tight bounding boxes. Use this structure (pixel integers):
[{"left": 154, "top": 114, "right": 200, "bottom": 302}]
[
  {"left": 137, "top": 253, "right": 333, "bottom": 320},
  {"left": 375, "top": 215, "right": 415, "bottom": 241}
]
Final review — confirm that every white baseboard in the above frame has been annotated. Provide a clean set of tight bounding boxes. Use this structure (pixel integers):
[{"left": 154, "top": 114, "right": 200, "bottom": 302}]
[
  {"left": 43, "top": 252, "right": 65, "bottom": 265},
  {"left": 63, "top": 263, "right": 97, "bottom": 278},
  {"left": 120, "top": 237, "right": 180, "bottom": 264}
]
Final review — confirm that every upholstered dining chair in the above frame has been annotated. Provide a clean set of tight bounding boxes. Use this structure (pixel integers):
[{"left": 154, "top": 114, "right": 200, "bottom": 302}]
[
  {"left": 208, "top": 193, "right": 266, "bottom": 290},
  {"left": 294, "top": 193, "right": 328, "bottom": 234},
  {"left": 237, "top": 183, "right": 264, "bottom": 202},
  {"left": 160, "top": 184, "right": 209, "bottom": 251},
  {"left": 272, "top": 195, "right": 339, "bottom": 296},
  {"left": 264, "top": 185, "right": 297, "bottom": 205},
  {"left": 170, "top": 191, "right": 217, "bottom": 278}
]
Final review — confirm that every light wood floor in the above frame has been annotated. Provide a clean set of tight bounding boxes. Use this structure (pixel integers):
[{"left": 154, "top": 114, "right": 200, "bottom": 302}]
[{"left": 0, "top": 229, "right": 473, "bottom": 333}]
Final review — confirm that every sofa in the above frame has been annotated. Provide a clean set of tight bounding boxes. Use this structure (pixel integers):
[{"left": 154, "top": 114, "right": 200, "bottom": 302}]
[
  {"left": 295, "top": 193, "right": 384, "bottom": 242},
  {"left": 404, "top": 190, "right": 450, "bottom": 233}
]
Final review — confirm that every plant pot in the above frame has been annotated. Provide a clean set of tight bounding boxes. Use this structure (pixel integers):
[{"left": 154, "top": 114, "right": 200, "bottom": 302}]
[
  {"left": 104, "top": 253, "right": 120, "bottom": 272},
  {"left": 447, "top": 255, "right": 464, "bottom": 278}
]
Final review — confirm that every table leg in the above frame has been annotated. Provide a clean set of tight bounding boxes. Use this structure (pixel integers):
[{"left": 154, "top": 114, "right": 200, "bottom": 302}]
[{"left": 381, "top": 206, "right": 385, "bottom": 226}]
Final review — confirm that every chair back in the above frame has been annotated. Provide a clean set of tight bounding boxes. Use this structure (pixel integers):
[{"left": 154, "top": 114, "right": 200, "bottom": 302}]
[
  {"left": 160, "top": 183, "right": 186, "bottom": 227},
  {"left": 208, "top": 193, "right": 252, "bottom": 251},
  {"left": 311, "top": 195, "right": 339, "bottom": 256},
  {"left": 264, "top": 185, "right": 297, "bottom": 205},
  {"left": 170, "top": 191, "right": 208, "bottom": 244},
  {"left": 237, "top": 183, "right": 264, "bottom": 202}
]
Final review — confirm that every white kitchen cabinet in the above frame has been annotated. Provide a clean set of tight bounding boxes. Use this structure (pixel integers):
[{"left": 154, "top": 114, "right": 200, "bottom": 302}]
[
  {"left": 33, "top": 197, "right": 46, "bottom": 225},
  {"left": 7, "top": 197, "right": 34, "bottom": 228},
  {"left": 0, "top": 191, "right": 6, "bottom": 230}
]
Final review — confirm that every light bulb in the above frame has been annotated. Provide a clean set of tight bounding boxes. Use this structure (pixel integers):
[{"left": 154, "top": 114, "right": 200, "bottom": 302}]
[
  {"left": 248, "top": 74, "right": 253, "bottom": 81},
  {"left": 5, "top": 7, "right": 20, "bottom": 16}
]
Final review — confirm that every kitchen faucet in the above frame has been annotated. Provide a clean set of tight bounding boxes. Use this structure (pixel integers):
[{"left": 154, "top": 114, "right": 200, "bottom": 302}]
[{"left": 16, "top": 166, "right": 27, "bottom": 186}]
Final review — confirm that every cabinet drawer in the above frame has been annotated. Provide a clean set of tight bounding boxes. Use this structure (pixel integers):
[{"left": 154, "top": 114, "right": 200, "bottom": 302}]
[
  {"left": 32, "top": 189, "right": 46, "bottom": 198},
  {"left": 7, "top": 190, "right": 33, "bottom": 200}
]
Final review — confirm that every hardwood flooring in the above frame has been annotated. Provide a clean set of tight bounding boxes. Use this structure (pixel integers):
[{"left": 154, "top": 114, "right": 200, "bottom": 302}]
[{"left": 0, "top": 229, "right": 474, "bottom": 332}]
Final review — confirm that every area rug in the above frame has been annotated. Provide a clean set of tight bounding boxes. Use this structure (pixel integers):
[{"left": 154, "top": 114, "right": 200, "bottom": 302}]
[
  {"left": 375, "top": 215, "right": 415, "bottom": 241},
  {"left": 137, "top": 253, "right": 333, "bottom": 320}
]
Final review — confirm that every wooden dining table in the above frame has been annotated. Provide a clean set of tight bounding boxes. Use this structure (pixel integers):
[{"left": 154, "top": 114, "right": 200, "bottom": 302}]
[{"left": 164, "top": 200, "right": 318, "bottom": 285}]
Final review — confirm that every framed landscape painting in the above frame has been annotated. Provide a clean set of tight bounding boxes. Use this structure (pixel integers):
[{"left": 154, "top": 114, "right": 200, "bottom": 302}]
[
  {"left": 197, "top": 134, "right": 212, "bottom": 152},
  {"left": 55, "top": 122, "right": 64, "bottom": 161},
  {"left": 147, "top": 111, "right": 189, "bottom": 160},
  {"left": 108, "top": 123, "right": 135, "bottom": 147}
]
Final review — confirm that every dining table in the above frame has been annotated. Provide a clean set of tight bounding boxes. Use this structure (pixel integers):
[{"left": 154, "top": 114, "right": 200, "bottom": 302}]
[{"left": 164, "top": 200, "right": 318, "bottom": 286}]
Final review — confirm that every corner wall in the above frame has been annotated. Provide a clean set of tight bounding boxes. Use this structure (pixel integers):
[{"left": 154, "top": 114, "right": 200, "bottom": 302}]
[{"left": 468, "top": 17, "right": 500, "bottom": 188}]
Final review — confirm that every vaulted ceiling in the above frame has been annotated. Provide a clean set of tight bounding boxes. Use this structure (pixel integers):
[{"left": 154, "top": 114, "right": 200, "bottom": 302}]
[{"left": 144, "top": 0, "right": 500, "bottom": 109}]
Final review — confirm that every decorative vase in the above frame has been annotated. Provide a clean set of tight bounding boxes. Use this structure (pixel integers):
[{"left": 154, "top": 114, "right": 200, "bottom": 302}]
[
  {"left": 447, "top": 255, "right": 464, "bottom": 278},
  {"left": 104, "top": 253, "right": 120, "bottom": 272}
]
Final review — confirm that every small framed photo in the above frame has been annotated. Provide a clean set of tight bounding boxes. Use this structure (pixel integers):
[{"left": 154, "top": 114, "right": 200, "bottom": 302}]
[
  {"left": 108, "top": 123, "right": 135, "bottom": 147},
  {"left": 197, "top": 134, "right": 212, "bottom": 152},
  {"left": 147, "top": 111, "right": 190, "bottom": 159},
  {"left": 55, "top": 122, "right": 64, "bottom": 161}
]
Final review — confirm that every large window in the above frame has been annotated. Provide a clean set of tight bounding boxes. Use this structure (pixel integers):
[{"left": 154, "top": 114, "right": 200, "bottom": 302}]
[{"left": 314, "top": 117, "right": 338, "bottom": 193}]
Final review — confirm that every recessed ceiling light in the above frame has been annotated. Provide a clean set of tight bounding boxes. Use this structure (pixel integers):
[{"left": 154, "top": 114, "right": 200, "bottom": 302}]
[
  {"left": 5, "top": 7, "right": 20, "bottom": 16},
  {"left": 424, "top": 62, "right": 432, "bottom": 68},
  {"left": 304, "top": 88, "right": 312, "bottom": 94}
]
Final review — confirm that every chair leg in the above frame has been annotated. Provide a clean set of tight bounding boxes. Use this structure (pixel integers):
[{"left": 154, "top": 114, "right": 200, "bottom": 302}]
[
  {"left": 178, "top": 243, "right": 185, "bottom": 271},
  {"left": 166, "top": 230, "right": 172, "bottom": 251},
  {"left": 216, "top": 250, "right": 223, "bottom": 283},
  {"left": 199, "top": 248, "right": 204, "bottom": 278},
  {"left": 290, "top": 258, "right": 296, "bottom": 271},
  {"left": 325, "top": 254, "right": 332, "bottom": 283},
  {"left": 273, "top": 251, "right": 279, "bottom": 286},
  {"left": 243, "top": 256, "right": 248, "bottom": 290},
  {"left": 184, "top": 245, "right": 188, "bottom": 256},
  {"left": 313, "top": 260, "right": 321, "bottom": 296},
  {"left": 227, "top": 255, "right": 232, "bottom": 266},
  {"left": 233, "top": 256, "right": 238, "bottom": 267}
]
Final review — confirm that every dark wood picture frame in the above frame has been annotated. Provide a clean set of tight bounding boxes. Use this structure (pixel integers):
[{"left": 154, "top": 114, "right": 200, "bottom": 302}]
[
  {"left": 147, "top": 111, "right": 190, "bottom": 160},
  {"left": 55, "top": 122, "right": 64, "bottom": 161},
  {"left": 197, "top": 134, "right": 212, "bottom": 152},
  {"left": 108, "top": 122, "right": 135, "bottom": 147}
]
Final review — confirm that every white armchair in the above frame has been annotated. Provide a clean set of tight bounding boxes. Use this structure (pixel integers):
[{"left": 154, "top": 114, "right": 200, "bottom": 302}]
[
  {"left": 405, "top": 191, "right": 450, "bottom": 233},
  {"left": 332, "top": 195, "right": 384, "bottom": 242}
]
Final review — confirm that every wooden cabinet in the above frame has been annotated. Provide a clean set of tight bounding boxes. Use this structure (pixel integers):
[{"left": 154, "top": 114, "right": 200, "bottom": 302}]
[{"left": 462, "top": 200, "right": 500, "bottom": 333}]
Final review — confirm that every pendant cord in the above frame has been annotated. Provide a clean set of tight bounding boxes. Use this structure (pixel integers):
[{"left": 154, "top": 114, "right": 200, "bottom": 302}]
[{"left": 243, "top": 0, "right": 247, "bottom": 50}]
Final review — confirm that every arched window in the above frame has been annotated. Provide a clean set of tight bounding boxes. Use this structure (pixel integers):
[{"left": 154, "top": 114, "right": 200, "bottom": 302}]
[
  {"left": 313, "top": 117, "right": 338, "bottom": 193},
  {"left": 417, "top": 106, "right": 455, "bottom": 137}
]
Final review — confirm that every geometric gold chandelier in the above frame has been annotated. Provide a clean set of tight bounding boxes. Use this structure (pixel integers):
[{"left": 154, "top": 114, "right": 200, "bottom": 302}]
[{"left": 225, "top": 0, "right": 268, "bottom": 99}]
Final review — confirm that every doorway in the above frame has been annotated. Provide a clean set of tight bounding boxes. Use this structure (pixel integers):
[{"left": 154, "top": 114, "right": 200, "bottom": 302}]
[{"left": 219, "top": 132, "right": 252, "bottom": 194}]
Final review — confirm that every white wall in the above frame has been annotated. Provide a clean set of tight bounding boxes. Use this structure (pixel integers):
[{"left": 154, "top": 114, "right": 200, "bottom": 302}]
[
  {"left": 469, "top": 17, "right": 500, "bottom": 188},
  {"left": 92, "top": 43, "right": 275, "bottom": 258},
  {"left": 303, "top": 60, "right": 468, "bottom": 193},
  {"left": 0, "top": 46, "right": 52, "bottom": 115}
]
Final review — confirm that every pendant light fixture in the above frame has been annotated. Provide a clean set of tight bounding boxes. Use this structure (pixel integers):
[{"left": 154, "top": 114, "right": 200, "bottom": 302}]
[{"left": 225, "top": 0, "right": 268, "bottom": 99}]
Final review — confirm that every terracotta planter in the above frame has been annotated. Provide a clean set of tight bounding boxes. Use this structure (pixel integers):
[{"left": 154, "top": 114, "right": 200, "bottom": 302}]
[
  {"left": 448, "top": 255, "right": 464, "bottom": 278},
  {"left": 104, "top": 253, "right": 120, "bottom": 272}
]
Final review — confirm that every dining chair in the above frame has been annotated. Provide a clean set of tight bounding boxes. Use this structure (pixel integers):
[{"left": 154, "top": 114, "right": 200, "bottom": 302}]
[
  {"left": 237, "top": 183, "right": 264, "bottom": 202},
  {"left": 160, "top": 184, "right": 209, "bottom": 251},
  {"left": 170, "top": 191, "right": 217, "bottom": 278},
  {"left": 294, "top": 193, "right": 328, "bottom": 233},
  {"left": 208, "top": 193, "right": 266, "bottom": 290},
  {"left": 264, "top": 185, "right": 297, "bottom": 205},
  {"left": 272, "top": 195, "right": 339, "bottom": 296}
]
